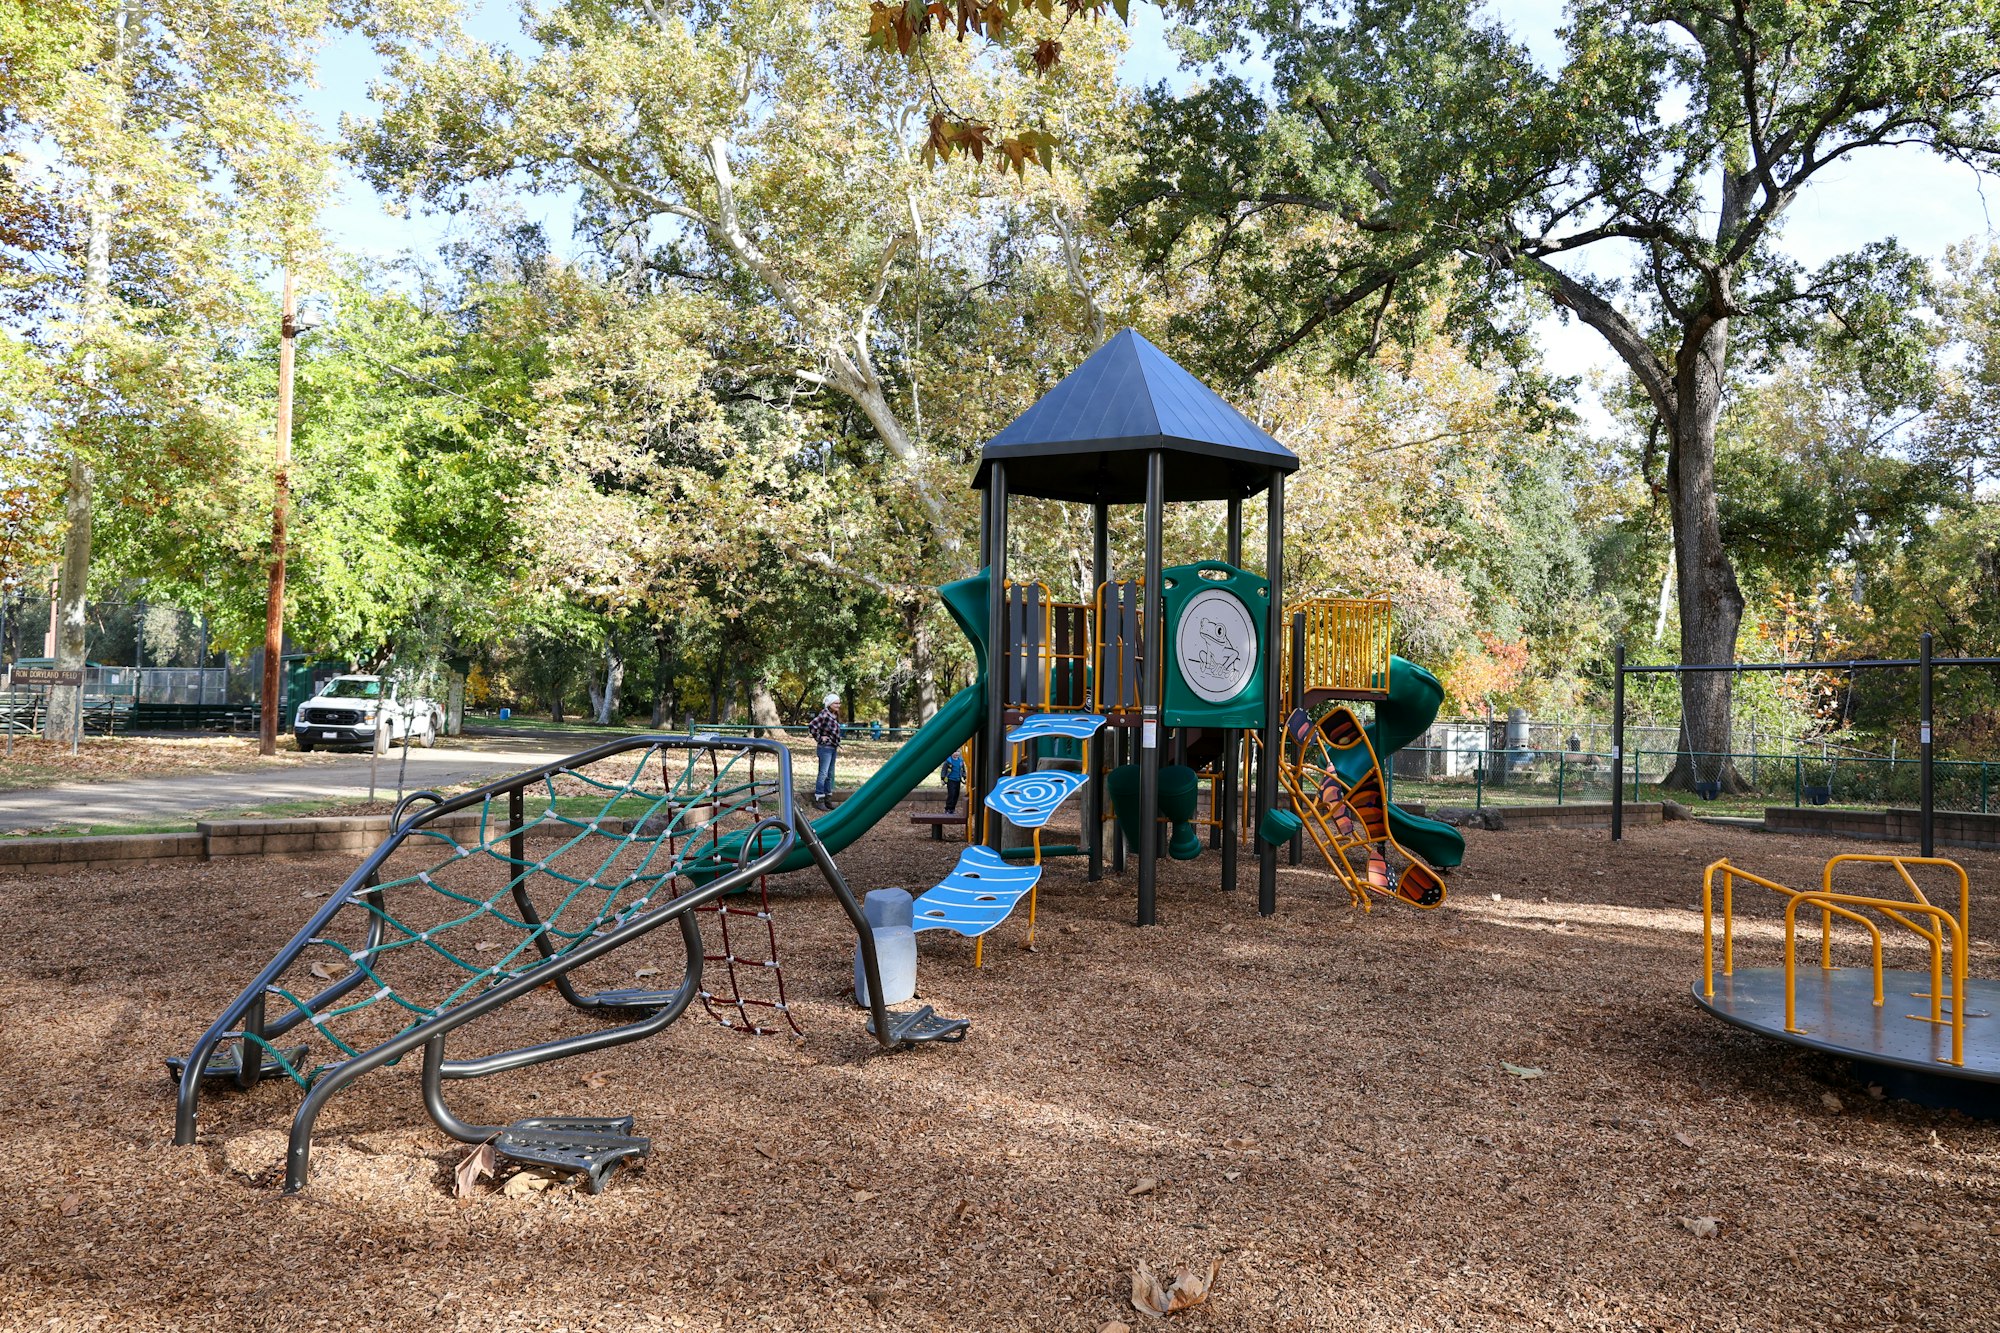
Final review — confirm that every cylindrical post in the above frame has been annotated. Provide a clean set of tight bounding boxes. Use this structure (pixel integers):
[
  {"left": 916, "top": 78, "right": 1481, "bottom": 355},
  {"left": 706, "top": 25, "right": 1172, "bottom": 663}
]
[
  {"left": 1610, "top": 643, "right": 1625, "bottom": 841},
  {"left": 985, "top": 468, "right": 1009, "bottom": 852},
  {"left": 1256, "top": 470, "right": 1285, "bottom": 917},
  {"left": 261, "top": 271, "right": 298, "bottom": 758},
  {"left": 1288, "top": 610, "right": 1305, "bottom": 865},
  {"left": 1221, "top": 497, "right": 1242, "bottom": 891},
  {"left": 1137, "top": 451, "right": 1164, "bottom": 926},
  {"left": 1088, "top": 499, "right": 1109, "bottom": 882},
  {"left": 1921, "top": 629, "right": 1934, "bottom": 857}
]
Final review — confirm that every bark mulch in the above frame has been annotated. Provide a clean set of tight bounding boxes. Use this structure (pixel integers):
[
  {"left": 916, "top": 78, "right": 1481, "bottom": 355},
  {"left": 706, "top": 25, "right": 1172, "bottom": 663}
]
[{"left": 1, "top": 820, "right": 1997, "bottom": 1330}]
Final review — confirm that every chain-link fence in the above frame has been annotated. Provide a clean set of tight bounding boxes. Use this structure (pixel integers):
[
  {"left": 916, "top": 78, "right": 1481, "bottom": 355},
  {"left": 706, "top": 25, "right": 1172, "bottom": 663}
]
[{"left": 1389, "top": 744, "right": 2000, "bottom": 815}]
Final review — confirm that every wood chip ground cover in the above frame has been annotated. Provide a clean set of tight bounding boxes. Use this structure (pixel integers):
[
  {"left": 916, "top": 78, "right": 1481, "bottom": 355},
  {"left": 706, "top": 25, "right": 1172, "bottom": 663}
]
[{"left": 0, "top": 821, "right": 1996, "bottom": 1329}]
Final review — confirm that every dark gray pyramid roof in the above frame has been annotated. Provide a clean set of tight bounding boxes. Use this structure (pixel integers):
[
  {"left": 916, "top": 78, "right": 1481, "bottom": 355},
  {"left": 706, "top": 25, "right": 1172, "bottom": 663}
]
[{"left": 971, "top": 328, "right": 1299, "bottom": 504}]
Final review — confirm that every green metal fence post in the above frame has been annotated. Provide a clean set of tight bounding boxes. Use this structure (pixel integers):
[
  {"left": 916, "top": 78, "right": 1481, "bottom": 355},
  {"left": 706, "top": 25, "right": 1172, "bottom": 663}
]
[
  {"left": 1794, "top": 755, "right": 1802, "bottom": 808},
  {"left": 1475, "top": 751, "right": 1484, "bottom": 810},
  {"left": 1557, "top": 752, "right": 1566, "bottom": 805},
  {"left": 1983, "top": 762, "right": 1990, "bottom": 815}
]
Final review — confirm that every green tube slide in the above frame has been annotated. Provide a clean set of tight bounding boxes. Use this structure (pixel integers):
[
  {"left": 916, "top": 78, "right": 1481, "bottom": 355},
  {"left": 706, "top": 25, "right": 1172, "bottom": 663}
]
[
  {"left": 1326, "top": 655, "right": 1466, "bottom": 870},
  {"left": 699, "top": 571, "right": 989, "bottom": 878}
]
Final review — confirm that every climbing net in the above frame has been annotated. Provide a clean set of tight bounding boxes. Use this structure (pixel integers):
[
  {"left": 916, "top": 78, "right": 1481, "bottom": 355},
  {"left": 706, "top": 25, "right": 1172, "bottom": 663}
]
[{"left": 242, "top": 738, "right": 802, "bottom": 1085}]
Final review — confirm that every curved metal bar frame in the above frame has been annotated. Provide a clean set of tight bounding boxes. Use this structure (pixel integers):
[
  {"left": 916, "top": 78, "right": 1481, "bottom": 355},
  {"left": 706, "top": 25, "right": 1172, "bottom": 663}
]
[{"left": 172, "top": 734, "right": 906, "bottom": 1193}]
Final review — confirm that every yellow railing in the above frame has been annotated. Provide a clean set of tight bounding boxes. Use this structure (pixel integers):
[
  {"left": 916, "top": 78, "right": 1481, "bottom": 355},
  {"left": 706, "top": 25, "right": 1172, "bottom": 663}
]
[
  {"left": 1285, "top": 598, "right": 1393, "bottom": 702},
  {"left": 1700, "top": 855, "right": 1972, "bottom": 1066}
]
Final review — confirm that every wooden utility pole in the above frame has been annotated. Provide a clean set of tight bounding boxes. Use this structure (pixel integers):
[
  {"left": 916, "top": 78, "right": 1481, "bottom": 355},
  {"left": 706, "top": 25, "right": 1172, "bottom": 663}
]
[{"left": 260, "top": 272, "right": 297, "bottom": 757}]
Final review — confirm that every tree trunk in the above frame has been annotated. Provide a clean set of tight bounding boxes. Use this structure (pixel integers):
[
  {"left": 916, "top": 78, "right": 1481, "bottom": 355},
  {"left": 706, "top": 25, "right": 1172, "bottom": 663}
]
[
  {"left": 45, "top": 454, "right": 93, "bottom": 742},
  {"left": 651, "top": 626, "right": 675, "bottom": 727},
  {"left": 906, "top": 600, "right": 939, "bottom": 723},
  {"left": 749, "top": 677, "right": 783, "bottom": 738},
  {"left": 592, "top": 642, "right": 624, "bottom": 725},
  {"left": 445, "top": 659, "right": 467, "bottom": 736},
  {"left": 1662, "top": 310, "right": 1749, "bottom": 792}
]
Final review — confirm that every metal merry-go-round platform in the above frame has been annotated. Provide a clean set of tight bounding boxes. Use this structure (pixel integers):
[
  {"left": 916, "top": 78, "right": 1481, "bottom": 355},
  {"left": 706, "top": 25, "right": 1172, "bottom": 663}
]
[
  {"left": 1695, "top": 854, "right": 2000, "bottom": 1116},
  {"left": 1694, "top": 967, "right": 2000, "bottom": 1114}
]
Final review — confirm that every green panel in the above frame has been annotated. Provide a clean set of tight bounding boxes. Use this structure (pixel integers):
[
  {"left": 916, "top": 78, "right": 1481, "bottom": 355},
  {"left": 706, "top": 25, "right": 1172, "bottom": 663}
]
[{"left": 1159, "top": 561, "right": 1268, "bottom": 729}]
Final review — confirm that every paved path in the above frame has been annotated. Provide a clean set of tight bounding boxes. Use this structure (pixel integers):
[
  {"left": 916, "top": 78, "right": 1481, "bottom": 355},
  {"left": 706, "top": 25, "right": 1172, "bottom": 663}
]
[{"left": 0, "top": 739, "right": 583, "bottom": 832}]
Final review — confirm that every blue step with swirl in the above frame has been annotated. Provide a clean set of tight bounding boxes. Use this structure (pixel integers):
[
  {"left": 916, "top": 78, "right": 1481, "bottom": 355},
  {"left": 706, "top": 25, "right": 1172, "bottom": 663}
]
[{"left": 984, "top": 771, "right": 1088, "bottom": 830}]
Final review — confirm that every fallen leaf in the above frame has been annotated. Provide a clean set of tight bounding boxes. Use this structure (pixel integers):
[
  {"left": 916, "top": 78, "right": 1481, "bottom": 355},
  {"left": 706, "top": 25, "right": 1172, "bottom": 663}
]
[
  {"left": 1131, "top": 1263, "right": 1170, "bottom": 1317},
  {"left": 1223, "top": 1171, "right": 1241, "bottom": 1182},
  {"left": 583, "top": 1071, "right": 610, "bottom": 1090},
  {"left": 57, "top": 1193, "right": 80, "bottom": 1217},
  {"left": 1678, "top": 1215, "right": 1721, "bottom": 1239},
  {"left": 473, "top": 942, "right": 500, "bottom": 953},
  {"left": 1673, "top": 1131, "right": 1697, "bottom": 1148},
  {"left": 1501, "top": 1062, "right": 1544, "bottom": 1079},
  {"left": 454, "top": 1142, "right": 495, "bottom": 1198},
  {"left": 1867, "top": 1083, "right": 1886, "bottom": 1100},
  {"left": 501, "top": 1168, "right": 560, "bottom": 1197},
  {"left": 953, "top": 1198, "right": 973, "bottom": 1222},
  {"left": 1127, "top": 1177, "right": 1158, "bottom": 1197},
  {"left": 1820, "top": 1092, "right": 1844, "bottom": 1113},
  {"left": 851, "top": 1190, "right": 878, "bottom": 1205},
  {"left": 1223, "top": 1135, "right": 1258, "bottom": 1151},
  {"left": 309, "top": 961, "right": 337, "bottom": 981},
  {"left": 1098, "top": 1323, "right": 1133, "bottom": 1333},
  {"left": 634, "top": 966, "right": 659, "bottom": 978},
  {"left": 752, "top": 1142, "right": 778, "bottom": 1161},
  {"left": 1132, "top": 1259, "right": 1220, "bottom": 1317},
  {"left": 299, "top": 890, "right": 329, "bottom": 899},
  {"left": 1490, "top": 892, "right": 1503, "bottom": 901}
]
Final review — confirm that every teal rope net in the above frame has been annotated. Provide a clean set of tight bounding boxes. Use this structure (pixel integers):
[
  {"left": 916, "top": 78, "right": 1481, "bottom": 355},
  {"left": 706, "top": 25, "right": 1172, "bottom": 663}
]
[{"left": 242, "top": 740, "right": 786, "bottom": 1087}]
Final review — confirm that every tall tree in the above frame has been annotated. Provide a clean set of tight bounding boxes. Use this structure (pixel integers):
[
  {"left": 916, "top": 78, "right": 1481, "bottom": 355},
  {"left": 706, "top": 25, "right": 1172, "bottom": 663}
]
[
  {"left": 2, "top": 0, "right": 435, "bottom": 738},
  {"left": 1092, "top": 0, "right": 2000, "bottom": 784}
]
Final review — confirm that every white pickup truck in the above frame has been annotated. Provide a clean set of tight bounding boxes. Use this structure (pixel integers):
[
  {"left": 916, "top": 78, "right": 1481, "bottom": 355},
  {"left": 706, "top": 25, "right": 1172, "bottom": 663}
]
[{"left": 293, "top": 675, "right": 443, "bottom": 753}]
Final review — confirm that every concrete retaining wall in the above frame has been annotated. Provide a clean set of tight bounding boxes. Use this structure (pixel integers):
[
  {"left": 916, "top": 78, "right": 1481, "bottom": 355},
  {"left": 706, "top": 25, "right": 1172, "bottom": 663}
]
[
  {"left": 1766, "top": 806, "right": 2000, "bottom": 850},
  {"left": 1, "top": 811, "right": 542, "bottom": 874},
  {"left": 1487, "top": 801, "right": 1663, "bottom": 829}
]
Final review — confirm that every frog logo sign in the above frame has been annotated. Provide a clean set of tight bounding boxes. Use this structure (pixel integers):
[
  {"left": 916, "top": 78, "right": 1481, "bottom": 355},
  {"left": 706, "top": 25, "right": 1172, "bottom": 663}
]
[{"left": 1175, "top": 588, "right": 1258, "bottom": 704}]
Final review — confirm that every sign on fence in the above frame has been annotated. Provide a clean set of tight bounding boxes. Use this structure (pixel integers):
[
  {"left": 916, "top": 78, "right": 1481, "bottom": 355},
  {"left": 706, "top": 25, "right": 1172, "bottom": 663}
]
[{"left": 11, "top": 666, "right": 83, "bottom": 688}]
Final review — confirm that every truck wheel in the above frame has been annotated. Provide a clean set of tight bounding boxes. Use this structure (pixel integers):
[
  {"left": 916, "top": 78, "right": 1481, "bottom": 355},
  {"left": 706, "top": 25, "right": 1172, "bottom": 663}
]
[
  {"left": 297, "top": 738, "right": 314, "bottom": 753},
  {"left": 419, "top": 720, "right": 436, "bottom": 748}
]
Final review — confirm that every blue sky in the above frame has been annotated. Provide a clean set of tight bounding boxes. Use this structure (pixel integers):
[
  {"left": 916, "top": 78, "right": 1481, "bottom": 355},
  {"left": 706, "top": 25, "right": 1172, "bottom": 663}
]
[{"left": 308, "top": 0, "right": 1998, "bottom": 419}]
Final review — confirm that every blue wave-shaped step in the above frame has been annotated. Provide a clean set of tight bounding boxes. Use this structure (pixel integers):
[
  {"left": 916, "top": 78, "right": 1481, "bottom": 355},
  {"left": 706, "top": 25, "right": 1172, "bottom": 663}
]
[
  {"left": 984, "top": 770, "right": 1089, "bottom": 830},
  {"left": 911, "top": 846, "right": 1043, "bottom": 939},
  {"left": 1006, "top": 712, "right": 1107, "bottom": 744}
]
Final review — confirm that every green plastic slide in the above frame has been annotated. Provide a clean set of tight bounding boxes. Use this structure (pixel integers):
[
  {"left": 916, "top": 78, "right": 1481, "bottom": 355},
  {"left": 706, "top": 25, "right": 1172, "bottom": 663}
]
[
  {"left": 1325, "top": 655, "right": 1466, "bottom": 870},
  {"left": 706, "top": 571, "right": 989, "bottom": 878}
]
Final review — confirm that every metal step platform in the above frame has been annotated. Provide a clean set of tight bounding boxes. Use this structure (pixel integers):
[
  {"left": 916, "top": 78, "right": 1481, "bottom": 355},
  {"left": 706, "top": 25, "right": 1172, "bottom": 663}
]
[
  {"left": 868, "top": 1004, "right": 970, "bottom": 1046},
  {"left": 493, "top": 1115, "right": 652, "bottom": 1193},
  {"left": 584, "top": 987, "right": 686, "bottom": 1010},
  {"left": 165, "top": 1042, "right": 309, "bottom": 1085}
]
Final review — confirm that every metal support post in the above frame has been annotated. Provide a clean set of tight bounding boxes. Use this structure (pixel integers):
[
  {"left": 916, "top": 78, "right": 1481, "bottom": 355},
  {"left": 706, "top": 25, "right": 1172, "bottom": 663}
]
[
  {"left": 1220, "top": 497, "right": 1242, "bottom": 892},
  {"left": 1137, "top": 451, "right": 1164, "bottom": 926},
  {"left": 1089, "top": 500, "right": 1109, "bottom": 882},
  {"left": 1256, "top": 470, "right": 1285, "bottom": 917},
  {"left": 984, "top": 468, "right": 1009, "bottom": 852},
  {"left": 1610, "top": 643, "right": 1624, "bottom": 841},
  {"left": 1921, "top": 629, "right": 1934, "bottom": 857}
]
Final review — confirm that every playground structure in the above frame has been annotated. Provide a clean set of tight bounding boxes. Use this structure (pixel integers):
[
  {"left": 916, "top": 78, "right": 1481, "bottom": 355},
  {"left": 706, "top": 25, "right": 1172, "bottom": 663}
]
[
  {"left": 1694, "top": 852, "right": 2000, "bottom": 1112},
  {"left": 972, "top": 329, "right": 1463, "bottom": 924},
  {"left": 172, "top": 736, "right": 967, "bottom": 1194},
  {"left": 172, "top": 328, "right": 1470, "bottom": 1195}
]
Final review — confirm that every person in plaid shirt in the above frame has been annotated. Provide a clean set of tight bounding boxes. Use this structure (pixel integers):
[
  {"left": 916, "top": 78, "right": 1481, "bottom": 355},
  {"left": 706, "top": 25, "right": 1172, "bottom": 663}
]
[{"left": 808, "top": 691, "right": 843, "bottom": 808}]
